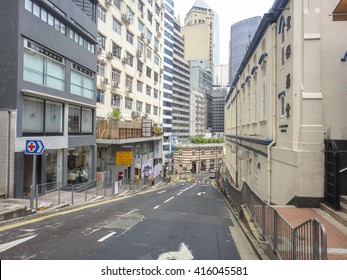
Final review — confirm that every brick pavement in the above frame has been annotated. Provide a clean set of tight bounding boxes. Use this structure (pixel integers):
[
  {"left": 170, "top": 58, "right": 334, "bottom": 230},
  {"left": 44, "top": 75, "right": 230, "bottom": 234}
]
[{"left": 276, "top": 207, "right": 347, "bottom": 260}]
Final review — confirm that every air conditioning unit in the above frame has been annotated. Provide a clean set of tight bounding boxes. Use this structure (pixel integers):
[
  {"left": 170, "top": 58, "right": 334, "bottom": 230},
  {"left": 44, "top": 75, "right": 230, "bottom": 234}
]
[
  {"left": 147, "top": 38, "right": 151, "bottom": 44},
  {"left": 132, "top": 111, "right": 141, "bottom": 118},
  {"left": 106, "top": 52, "right": 113, "bottom": 59},
  {"left": 140, "top": 32, "right": 145, "bottom": 39},
  {"left": 141, "top": 12, "right": 145, "bottom": 19},
  {"left": 103, "top": 78, "right": 109, "bottom": 84},
  {"left": 138, "top": 71, "right": 142, "bottom": 77},
  {"left": 121, "top": 13, "right": 130, "bottom": 24},
  {"left": 137, "top": 50, "right": 142, "bottom": 57},
  {"left": 122, "top": 57, "right": 127, "bottom": 64},
  {"left": 144, "top": 113, "right": 149, "bottom": 118},
  {"left": 97, "top": 45, "right": 103, "bottom": 54},
  {"left": 157, "top": 31, "right": 162, "bottom": 38},
  {"left": 112, "top": 81, "right": 119, "bottom": 88},
  {"left": 105, "top": 0, "right": 112, "bottom": 7},
  {"left": 154, "top": 47, "right": 159, "bottom": 53},
  {"left": 126, "top": 87, "right": 132, "bottom": 93}
]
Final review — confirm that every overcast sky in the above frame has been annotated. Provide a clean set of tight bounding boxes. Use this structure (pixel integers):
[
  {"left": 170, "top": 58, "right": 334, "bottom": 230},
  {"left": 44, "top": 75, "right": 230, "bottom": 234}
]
[{"left": 173, "top": 0, "right": 276, "bottom": 64}]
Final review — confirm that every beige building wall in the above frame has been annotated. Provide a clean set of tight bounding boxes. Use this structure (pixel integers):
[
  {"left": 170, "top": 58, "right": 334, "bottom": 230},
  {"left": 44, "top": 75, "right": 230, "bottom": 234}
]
[
  {"left": 224, "top": 0, "right": 347, "bottom": 207},
  {"left": 96, "top": 0, "right": 164, "bottom": 125},
  {"left": 181, "top": 4, "right": 215, "bottom": 73}
]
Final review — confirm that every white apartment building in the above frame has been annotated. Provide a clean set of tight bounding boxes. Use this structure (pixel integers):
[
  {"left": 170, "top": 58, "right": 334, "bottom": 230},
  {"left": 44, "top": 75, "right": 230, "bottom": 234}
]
[
  {"left": 95, "top": 0, "right": 165, "bottom": 183},
  {"left": 224, "top": 0, "right": 347, "bottom": 208}
]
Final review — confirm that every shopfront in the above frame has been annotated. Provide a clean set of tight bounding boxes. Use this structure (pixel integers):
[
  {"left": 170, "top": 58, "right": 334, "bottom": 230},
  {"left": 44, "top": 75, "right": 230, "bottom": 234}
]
[{"left": 67, "top": 146, "right": 93, "bottom": 184}]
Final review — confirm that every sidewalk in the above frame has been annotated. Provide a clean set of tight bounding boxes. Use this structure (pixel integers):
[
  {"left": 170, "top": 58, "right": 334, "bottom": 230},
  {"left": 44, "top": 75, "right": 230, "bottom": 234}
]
[{"left": 275, "top": 206, "right": 347, "bottom": 260}]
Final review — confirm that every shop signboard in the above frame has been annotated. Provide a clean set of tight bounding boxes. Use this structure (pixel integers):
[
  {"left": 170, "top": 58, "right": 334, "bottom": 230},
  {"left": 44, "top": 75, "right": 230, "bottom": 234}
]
[{"left": 116, "top": 151, "right": 133, "bottom": 166}]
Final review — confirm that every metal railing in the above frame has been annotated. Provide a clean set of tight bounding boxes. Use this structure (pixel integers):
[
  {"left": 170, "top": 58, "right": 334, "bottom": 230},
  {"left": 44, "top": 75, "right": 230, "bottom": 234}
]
[
  {"left": 29, "top": 175, "right": 163, "bottom": 211},
  {"left": 220, "top": 177, "right": 328, "bottom": 260}
]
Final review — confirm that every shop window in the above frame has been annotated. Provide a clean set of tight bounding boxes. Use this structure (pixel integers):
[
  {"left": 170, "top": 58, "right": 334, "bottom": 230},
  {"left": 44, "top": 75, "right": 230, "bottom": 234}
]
[
  {"left": 68, "top": 105, "right": 93, "bottom": 134},
  {"left": 23, "top": 96, "right": 63, "bottom": 136},
  {"left": 67, "top": 146, "right": 92, "bottom": 184}
]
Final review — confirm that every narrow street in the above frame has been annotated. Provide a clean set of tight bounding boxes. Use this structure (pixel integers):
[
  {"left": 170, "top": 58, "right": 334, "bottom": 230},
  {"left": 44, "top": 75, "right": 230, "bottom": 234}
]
[{"left": 0, "top": 176, "right": 258, "bottom": 260}]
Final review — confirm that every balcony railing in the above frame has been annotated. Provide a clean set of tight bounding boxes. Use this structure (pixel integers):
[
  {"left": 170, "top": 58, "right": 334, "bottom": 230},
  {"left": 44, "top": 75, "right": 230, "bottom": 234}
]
[{"left": 97, "top": 119, "right": 147, "bottom": 140}]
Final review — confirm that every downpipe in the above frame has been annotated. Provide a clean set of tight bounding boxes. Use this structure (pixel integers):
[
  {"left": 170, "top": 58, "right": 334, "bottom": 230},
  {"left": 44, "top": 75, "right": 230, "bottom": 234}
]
[{"left": 267, "top": 24, "right": 278, "bottom": 205}]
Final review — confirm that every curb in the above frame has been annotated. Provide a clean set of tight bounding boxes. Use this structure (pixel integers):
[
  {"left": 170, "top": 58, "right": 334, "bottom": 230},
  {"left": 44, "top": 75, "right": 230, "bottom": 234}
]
[{"left": 216, "top": 186, "right": 277, "bottom": 260}]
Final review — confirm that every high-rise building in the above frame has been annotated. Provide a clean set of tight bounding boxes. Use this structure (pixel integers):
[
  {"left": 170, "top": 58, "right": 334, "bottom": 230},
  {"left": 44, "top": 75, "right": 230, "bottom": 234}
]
[
  {"left": 189, "top": 60, "right": 212, "bottom": 136},
  {"left": 212, "top": 86, "right": 228, "bottom": 134},
  {"left": 162, "top": 0, "right": 174, "bottom": 168},
  {"left": 228, "top": 16, "right": 261, "bottom": 85},
  {"left": 95, "top": 0, "right": 164, "bottom": 183},
  {"left": 214, "top": 64, "right": 229, "bottom": 87},
  {"left": 181, "top": 0, "right": 219, "bottom": 80},
  {"left": 172, "top": 18, "right": 190, "bottom": 141},
  {"left": 0, "top": 0, "right": 98, "bottom": 198}
]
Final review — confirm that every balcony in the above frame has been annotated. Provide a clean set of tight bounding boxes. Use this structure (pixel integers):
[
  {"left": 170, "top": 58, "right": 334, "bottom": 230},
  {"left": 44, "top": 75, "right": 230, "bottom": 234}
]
[{"left": 96, "top": 119, "right": 162, "bottom": 144}]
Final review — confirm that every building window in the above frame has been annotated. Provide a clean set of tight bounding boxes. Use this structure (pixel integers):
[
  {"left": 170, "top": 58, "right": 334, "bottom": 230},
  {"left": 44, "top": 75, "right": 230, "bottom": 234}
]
[
  {"left": 113, "top": 0, "right": 121, "bottom": 10},
  {"left": 138, "top": 0, "right": 144, "bottom": 13},
  {"left": 138, "top": 20, "right": 145, "bottom": 33},
  {"left": 125, "top": 75, "right": 133, "bottom": 91},
  {"left": 153, "top": 106, "right": 158, "bottom": 115},
  {"left": 23, "top": 40, "right": 65, "bottom": 91},
  {"left": 97, "top": 33, "right": 106, "bottom": 49},
  {"left": 192, "top": 150, "right": 195, "bottom": 156},
  {"left": 154, "top": 55, "right": 159, "bottom": 65},
  {"left": 280, "top": 95, "right": 285, "bottom": 117},
  {"left": 97, "top": 61, "right": 105, "bottom": 76},
  {"left": 136, "top": 101, "right": 143, "bottom": 112},
  {"left": 145, "top": 103, "right": 151, "bottom": 114},
  {"left": 111, "top": 94, "right": 121, "bottom": 107},
  {"left": 22, "top": 96, "right": 63, "bottom": 136},
  {"left": 137, "top": 80, "right": 143, "bottom": 92},
  {"left": 97, "top": 5, "right": 106, "bottom": 22},
  {"left": 68, "top": 105, "right": 93, "bottom": 134},
  {"left": 147, "top": 48, "right": 152, "bottom": 60},
  {"left": 126, "top": 30, "right": 134, "bottom": 44},
  {"left": 125, "top": 97, "right": 132, "bottom": 110},
  {"left": 113, "top": 17, "right": 122, "bottom": 35},
  {"left": 112, "top": 68, "right": 121, "bottom": 83},
  {"left": 125, "top": 52, "right": 134, "bottom": 66},
  {"left": 96, "top": 90, "right": 104, "bottom": 104},
  {"left": 112, "top": 42, "right": 121, "bottom": 59},
  {"left": 146, "top": 85, "right": 151, "bottom": 96},
  {"left": 25, "top": 0, "right": 66, "bottom": 35},
  {"left": 137, "top": 60, "right": 144, "bottom": 73},
  {"left": 146, "top": 66, "right": 152, "bottom": 78},
  {"left": 154, "top": 72, "right": 159, "bottom": 83},
  {"left": 154, "top": 89, "right": 158, "bottom": 99},
  {"left": 179, "top": 150, "right": 183, "bottom": 156},
  {"left": 261, "top": 64, "right": 267, "bottom": 120},
  {"left": 71, "top": 63, "right": 95, "bottom": 100}
]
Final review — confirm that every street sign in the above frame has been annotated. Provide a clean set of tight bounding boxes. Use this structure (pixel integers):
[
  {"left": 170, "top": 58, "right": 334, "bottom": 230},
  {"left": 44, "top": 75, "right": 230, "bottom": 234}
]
[
  {"left": 25, "top": 140, "right": 45, "bottom": 155},
  {"left": 116, "top": 151, "right": 133, "bottom": 166}
]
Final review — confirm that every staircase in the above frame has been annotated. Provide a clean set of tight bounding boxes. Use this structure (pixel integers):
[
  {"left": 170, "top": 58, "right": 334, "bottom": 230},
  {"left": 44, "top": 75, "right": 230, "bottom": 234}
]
[{"left": 320, "top": 196, "right": 347, "bottom": 227}]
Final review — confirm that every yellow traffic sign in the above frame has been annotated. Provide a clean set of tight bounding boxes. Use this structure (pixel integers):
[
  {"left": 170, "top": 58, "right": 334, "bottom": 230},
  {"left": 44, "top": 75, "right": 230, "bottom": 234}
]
[{"left": 116, "top": 151, "right": 133, "bottom": 166}]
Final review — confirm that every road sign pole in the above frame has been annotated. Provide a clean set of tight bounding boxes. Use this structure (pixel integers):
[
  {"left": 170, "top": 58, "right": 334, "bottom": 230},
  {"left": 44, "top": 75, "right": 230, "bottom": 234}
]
[{"left": 32, "top": 154, "right": 38, "bottom": 209}]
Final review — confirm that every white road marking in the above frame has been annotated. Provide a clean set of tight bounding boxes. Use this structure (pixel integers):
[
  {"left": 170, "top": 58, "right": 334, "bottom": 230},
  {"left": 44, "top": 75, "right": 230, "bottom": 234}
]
[
  {"left": 97, "top": 232, "right": 116, "bottom": 242},
  {"left": 157, "top": 190, "right": 167, "bottom": 194},
  {"left": 0, "top": 235, "right": 37, "bottom": 253},
  {"left": 89, "top": 228, "right": 101, "bottom": 235},
  {"left": 176, "top": 192, "right": 183, "bottom": 196},
  {"left": 197, "top": 192, "right": 206, "bottom": 196},
  {"left": 153, "top": 205, "right": 160, "bottom": 209},
  {"left": 122, "top": 209, "right": 138, "bottom": 216},
  {"left": 158, "top": 242, "right": 194, "bottom": 260},
  {"left": 164, "top": 196, "right": 175, "bottom": 203}
]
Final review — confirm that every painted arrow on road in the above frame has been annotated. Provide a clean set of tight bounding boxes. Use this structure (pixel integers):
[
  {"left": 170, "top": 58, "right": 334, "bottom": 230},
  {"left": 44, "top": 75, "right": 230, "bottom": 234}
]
[
  {"left": 197, "top": 192, "right": 206, "bottom": 196},
  {"left": 158, "top": 242, "right": 194, "bottom": 260}
]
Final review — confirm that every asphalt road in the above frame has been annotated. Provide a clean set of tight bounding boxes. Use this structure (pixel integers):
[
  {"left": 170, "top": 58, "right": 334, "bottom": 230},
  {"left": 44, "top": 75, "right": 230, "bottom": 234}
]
[{"left": 0, "top": 177, "right": 258, "bottom": 260}]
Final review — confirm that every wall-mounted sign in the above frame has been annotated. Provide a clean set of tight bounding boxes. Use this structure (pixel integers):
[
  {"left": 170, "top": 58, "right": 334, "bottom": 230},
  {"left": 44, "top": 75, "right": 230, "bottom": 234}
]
[{"left": 116, "top": 151, "right": 133, "bottom": 166}]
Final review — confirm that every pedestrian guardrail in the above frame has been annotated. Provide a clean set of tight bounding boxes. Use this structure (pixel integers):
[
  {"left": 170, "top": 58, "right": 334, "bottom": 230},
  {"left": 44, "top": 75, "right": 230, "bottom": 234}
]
[
  {"left": 220, "top": 177, "right": 327, "bottom": 260},
  {"left": 29, "top": 175, "right": 163, "bottom": 211}
]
